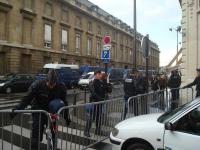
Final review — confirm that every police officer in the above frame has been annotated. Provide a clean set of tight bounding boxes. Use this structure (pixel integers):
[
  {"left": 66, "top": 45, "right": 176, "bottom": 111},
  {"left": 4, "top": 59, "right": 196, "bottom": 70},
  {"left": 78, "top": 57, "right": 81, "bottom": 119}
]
[
  {"left": 183, "top": 68, "right": 200, "bottom": 98},
  {"left": 168, "top": 70, "right": 181, "bottom": 110},
  {"left": 123, "top": 69, "right": 146, "bottom": 119},
  {"left": 11, "top": 69, "right": 70, "bottom": 150}
]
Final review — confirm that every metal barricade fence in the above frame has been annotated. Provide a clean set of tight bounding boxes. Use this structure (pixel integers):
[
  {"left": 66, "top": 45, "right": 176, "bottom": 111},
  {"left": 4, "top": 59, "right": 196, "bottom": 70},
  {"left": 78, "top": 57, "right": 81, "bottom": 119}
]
[
  {"left": 127, "top": 87, "right": 194, "bottom": 119},
  {"left": 127, "top": 90, "right": 168, "bottom": 119},
  {"left": 56, "top": 98, "right": 124, "bottom": 150},
  {"left": 168, "top": 87, "right": 194, "bottom": 110},
  {"left": 0, "top": 110, "right": 52, "bottom": 150}
]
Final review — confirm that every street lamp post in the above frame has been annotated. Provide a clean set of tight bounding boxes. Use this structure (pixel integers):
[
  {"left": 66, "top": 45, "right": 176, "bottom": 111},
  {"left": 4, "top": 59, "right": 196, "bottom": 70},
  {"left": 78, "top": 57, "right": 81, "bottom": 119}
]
[
  {"left": 169, "top": 26, "right": 181, "bottom": 64},
  {"left": 133, "top": 0, "right": 137, "bottom": 69}
]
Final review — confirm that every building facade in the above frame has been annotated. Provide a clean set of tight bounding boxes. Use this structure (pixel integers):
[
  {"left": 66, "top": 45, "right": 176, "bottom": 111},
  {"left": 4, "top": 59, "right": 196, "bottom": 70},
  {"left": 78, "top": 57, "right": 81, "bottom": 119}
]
[
  {"left": 179, "top": 0, "right": 200, "bottom": 84},
  {"left": 0, "top": 0, "right": 160, "bottom": 74}
]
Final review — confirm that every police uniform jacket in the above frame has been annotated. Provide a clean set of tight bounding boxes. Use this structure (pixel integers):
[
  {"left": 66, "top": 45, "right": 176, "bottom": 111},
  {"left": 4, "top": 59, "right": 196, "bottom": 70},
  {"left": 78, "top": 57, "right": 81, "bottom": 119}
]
[
  {"left": 168, "top": 74, "right": 181, "bottom": 89},
  {"left": 15, "top": 80, "right": 68, "bottom": 111}
]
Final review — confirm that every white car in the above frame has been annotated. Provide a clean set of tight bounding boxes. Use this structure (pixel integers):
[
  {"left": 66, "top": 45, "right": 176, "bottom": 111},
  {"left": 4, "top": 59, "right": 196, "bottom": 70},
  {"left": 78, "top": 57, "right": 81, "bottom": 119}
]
[
  {"left": 78, "top": 72, "right": 95, "bottom": 89},
  {"left": 110, "top": 98, "right": 200, "bottom": 150}
]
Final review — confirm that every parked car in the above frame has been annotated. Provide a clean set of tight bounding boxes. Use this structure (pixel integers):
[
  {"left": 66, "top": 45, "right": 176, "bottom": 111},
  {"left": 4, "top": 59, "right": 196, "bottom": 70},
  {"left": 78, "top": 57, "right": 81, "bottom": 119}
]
[
  {"left": 0, "top": 74, "right": 34, "bottom": 94},
  {"left": 78, "top": 72, "right": 95, "bottom": 89},
  {"left": 110, "top": 98, "right": 200, "bottom": 150}
]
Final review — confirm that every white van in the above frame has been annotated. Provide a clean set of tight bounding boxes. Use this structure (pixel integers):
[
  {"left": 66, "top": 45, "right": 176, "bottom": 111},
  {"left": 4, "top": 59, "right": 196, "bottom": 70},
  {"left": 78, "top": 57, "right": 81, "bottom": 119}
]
[
  {"left": 78, "top": 72, "right": 95, "bottom": 89},
  {"left": 43, "top": 63, "right": 79, "bottom": 70},
  {"left": 36, "top": 63, "right": 80, "bottom": 88}
]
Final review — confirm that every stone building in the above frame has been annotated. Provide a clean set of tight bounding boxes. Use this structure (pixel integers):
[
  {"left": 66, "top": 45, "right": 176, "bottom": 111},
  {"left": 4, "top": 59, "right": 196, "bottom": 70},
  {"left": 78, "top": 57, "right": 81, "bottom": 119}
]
[
  {"left": 179, "top": 0, "right": 200, "bottom": 85},
  {"left": 0, "top": 0, "right": 160, "bottom": 74}
]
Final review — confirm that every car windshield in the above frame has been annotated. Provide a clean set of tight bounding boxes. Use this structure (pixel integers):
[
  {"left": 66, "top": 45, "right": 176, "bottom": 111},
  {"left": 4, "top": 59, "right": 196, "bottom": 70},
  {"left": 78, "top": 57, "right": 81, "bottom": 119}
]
[
  {"left": 158, "top": 99, "right": 199, "bottom": 123},
  {"left": 40, "top": 68, "right": 50, "bottom": 74},
  {"left": 88, "top": 74, "right": 94, "bottom": 79},
  {"left": 1, "top": 73, "right": 16, "bottom": 81},
  {"left": 82, "top": 74, "right": 91, "bottom": 79}
]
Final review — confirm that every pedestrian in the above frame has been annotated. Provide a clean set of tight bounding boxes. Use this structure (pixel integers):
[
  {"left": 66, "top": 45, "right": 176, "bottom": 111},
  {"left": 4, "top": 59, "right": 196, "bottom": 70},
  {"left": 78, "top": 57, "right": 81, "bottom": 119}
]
[
  {"left": 151, "top": 74, "right": 160, "bottom": 107},
  {"left": 159, "top": 72, "right": 168, "bottom": 90},
  {"left": 10, "top": 69, "right": 70, "bottom": 150},
  {"left": 135, "top": 71, "right": 146, "bottom": 95},
  {"left": 183, "top": 68, "right": 200, "bottom": 97},
  {"left": 151, "top": 74, "right": 160, "bottom": 92},
  {"left": 84, "top": 70, "right": 109, "bottom": 137},
  {"left": 123, "top": 69, "right": 146, "bottom": 119},
  {"left": 158, "top": 72, "right": 167, "bottom": 110},
  {"left": 101, "top": 72, "right": 112, "bottom": 100},
  {"left": 168, "top": 70, "right": 181, "bottom": 110}
]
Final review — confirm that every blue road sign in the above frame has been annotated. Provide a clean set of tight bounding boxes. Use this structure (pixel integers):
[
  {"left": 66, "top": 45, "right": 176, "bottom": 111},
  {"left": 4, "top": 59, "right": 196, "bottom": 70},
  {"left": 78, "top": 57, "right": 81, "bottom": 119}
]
[{"left": 101, "top": 49, "right": 110, "bottom": 63}]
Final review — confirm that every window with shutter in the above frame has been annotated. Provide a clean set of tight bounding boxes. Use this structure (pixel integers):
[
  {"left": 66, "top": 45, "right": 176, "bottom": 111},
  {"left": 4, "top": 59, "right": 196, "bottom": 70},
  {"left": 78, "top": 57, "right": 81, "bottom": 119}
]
[{"left": 23, "top": 18, "right": 32, "bottom": 44}]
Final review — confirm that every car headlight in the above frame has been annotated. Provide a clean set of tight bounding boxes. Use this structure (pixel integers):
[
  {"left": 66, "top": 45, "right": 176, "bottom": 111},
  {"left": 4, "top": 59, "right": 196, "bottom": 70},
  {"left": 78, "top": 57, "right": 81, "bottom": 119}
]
[
  {"left": 0, "top": 83, "right": 5, "bottom": 87},
  {"left": 112, "top": 128, "right": 119, "bottom": 137}
]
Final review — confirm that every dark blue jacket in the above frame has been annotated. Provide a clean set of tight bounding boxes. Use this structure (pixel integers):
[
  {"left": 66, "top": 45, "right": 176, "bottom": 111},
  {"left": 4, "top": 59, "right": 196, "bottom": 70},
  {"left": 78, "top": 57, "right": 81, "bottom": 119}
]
[{"left": 16, "top": 80, "right": 68, "bottom": 111}]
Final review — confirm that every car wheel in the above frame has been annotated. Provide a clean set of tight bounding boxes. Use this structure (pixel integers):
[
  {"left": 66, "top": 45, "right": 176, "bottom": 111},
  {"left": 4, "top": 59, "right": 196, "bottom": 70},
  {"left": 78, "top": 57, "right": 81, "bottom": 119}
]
[
  {"left": 126, "top": 143, "right": 153, "bottom": 150},
  {"left": 6, "top": 87, "right": 12, "bottom": 94}
]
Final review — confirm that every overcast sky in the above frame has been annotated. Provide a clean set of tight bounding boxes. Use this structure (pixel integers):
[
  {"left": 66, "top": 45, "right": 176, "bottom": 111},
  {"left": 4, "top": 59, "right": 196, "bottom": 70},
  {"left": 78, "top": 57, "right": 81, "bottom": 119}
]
[{"left": 89, "top": 0, "right": 182, "bottom": 66}]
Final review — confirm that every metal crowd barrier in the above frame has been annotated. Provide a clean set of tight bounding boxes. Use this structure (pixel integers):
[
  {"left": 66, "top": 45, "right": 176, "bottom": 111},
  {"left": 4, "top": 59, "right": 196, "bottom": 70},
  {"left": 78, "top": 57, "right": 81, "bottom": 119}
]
[
  {"left": 127, "top": 87, "right": 194, "bottom": 119},
  {"left": 127, "top": 90, "right": 168, "bottom": 119},
  {"left": 167, "top": 87, "right": 194, "bottom": 110},
  {"left": 0, "top": 110, "right": 52, "bottom": 150},
  {"left": 56, "top": 98, "right": 124, "bottom": 150}
]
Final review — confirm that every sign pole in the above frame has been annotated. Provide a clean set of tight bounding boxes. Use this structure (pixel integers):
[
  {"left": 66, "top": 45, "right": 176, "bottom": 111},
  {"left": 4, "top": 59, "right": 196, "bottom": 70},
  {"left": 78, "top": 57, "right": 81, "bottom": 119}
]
[
  {"left": 146, "top": 55, "right": 149, "bottom": 93},
  {"left": 141, "top": 34, "right": 150, "bottom": 93},
  {"left": 145, "top": 35, "right": 149, "bottom": 93},
  {"left": 102, "top": 36, "right": 111, "bottom": 75},
  {"left": 133, "top": 0, "right": 137, "bottom": 69},
  {"left": 105, "top": 63, "right": 108, "bottom": 74}
]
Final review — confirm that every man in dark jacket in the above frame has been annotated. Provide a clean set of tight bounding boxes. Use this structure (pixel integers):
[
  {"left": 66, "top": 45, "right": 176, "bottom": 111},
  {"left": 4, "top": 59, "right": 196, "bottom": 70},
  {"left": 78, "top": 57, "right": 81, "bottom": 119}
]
[
  {"left": 183, "top": 68, "right": 200, "bottom": 98},
  {"left": 151, "top": 74, "right": 160, "bottom": 91},
  {"left": 11, "top": 69, "right": 70, "bottom": 150},
  {"left": 84, "top": 70, "right": 109, "bottom": 137},
  {"left": 89, "top": 70, "right": 105, "bottom": 103},
  {"left": 168, "top": 70, "right": 181, "bottom": 110},
  {"left": 123, "top": 69, "right": 146, "bottom": 119}
]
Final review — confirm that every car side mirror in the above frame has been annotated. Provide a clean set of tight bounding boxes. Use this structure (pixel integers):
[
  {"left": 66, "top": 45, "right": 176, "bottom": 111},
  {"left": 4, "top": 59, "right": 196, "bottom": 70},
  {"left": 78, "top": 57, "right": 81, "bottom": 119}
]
[{"left": 165, "top": 122, "right": 174, "bottom": 131}]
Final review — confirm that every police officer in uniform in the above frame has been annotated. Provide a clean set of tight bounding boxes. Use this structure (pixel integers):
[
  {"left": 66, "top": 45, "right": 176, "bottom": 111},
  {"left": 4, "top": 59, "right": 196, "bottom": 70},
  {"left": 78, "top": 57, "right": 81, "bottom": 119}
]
[
  {"left": 168, "top": 70, "right": 181, "bottom": 110},
  {"left": 123, "top": 69, "right": 146, "bottom": 119},
  {"left": 11, "top": 69, "right": 70, "bottom": 150}
]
